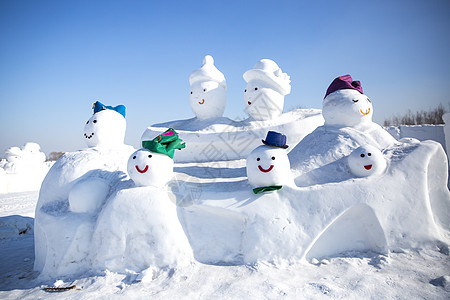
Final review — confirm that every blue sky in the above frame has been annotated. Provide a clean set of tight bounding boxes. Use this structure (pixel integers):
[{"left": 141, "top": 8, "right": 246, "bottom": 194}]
[{"left": 1, "top": 0, "right": 449, "bottom": 155}]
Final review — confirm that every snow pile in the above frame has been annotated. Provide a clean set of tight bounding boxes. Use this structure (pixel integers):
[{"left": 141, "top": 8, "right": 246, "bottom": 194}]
[
  {"left": 33, "top": 74, "right": 449, "bottom": 284},
  {"left": 0, "top": 142, "right": 53, "bottom": 193},
  {"left": 142, "top": 108, "right": 324, "bottom": 162}
]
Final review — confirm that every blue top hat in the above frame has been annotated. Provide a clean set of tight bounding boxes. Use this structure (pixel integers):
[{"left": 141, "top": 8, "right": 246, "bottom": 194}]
[
  {"left": 262, "top": 131, "right": 288, "bottom": 149},
  {"left": 92, "top": 101, "right": 126, "bottom": 118}
]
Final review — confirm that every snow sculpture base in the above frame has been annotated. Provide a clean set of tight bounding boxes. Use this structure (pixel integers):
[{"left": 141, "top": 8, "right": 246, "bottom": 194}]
[
  {"left": 178, "top": 139, "right": 450, "bottom": 265},
  {"left": 92, "top": 187, "right": 193, "bottom": 272},
  {"left": 34, "top": 145, "right": 135, "bottom": 277},
  {"left": 142, "top": 109, "right": 324, "bottom": 162}
]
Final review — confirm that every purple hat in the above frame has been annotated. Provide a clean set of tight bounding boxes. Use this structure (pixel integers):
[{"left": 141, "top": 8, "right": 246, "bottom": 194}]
[{"left": 324, "top": 75, "right": 363, "bottom": 98}]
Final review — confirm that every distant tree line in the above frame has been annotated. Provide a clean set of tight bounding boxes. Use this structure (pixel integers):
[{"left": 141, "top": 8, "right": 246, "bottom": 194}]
[
  {"left": 383, "top": 103, "right": 447, "bottom": 126},
  {"left": 47, "top": 152, "right": 65, "bottom": 161}
]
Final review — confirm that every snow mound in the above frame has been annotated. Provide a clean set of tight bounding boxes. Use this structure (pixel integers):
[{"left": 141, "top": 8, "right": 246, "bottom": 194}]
[
  {"left": 142, "top": 108, "right": 324, "bottom": 162},
  {"left": 0, "top": 142, "right": 53, "bottom": 194},
  {"left": 33, "top": 110, "right": 449, "bottom": 279}
]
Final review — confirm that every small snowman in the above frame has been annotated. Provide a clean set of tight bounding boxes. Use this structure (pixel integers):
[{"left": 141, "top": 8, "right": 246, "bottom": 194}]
[
  {"left": 189, "top": 55, "right": 227, "bottom": 120},
  {"left": 243, "top": 59, "right": 291, "bottom": 121},
  {"left": 347, "top": 145, "right": 387, "bottom": 177},
  {"left": 84, "top": 101, "right": 127, "bottom": 148},
  {"left": 246, "top": 131, "right": 293, "bottom": 194},
  {"left": 322, "top": 75, "right": 373, "bottom": 127},
  {"left": 128, "top": 128, "right": 185, "bottom": 187}
]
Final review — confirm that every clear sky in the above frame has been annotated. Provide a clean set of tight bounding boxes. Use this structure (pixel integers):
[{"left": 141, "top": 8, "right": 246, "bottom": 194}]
[{"left": 1, "top": 0, "right": 449, "bottom": 156}]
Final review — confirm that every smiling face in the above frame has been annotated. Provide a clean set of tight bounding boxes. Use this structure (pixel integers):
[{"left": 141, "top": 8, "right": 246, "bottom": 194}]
[
  {"left": 190, "top": 80, "right": 226, "bottom": 120},
  {"left": 246, "top": 145, "right": 292, "bottom": 187},
  {"left": 127, "top": 149, "right": 174, "bottom": 187},
  {"left": 84, "top": 109, "right": 126, "bottom": 148},
  {"left": 244, "top": 80, "right": 284, "bottom": 121},
  {"left": 322, "top": 89, "right": 373, "bottom": 127},
  {"left": 347, "top": 145, "right": 387, "bottom": 177}
]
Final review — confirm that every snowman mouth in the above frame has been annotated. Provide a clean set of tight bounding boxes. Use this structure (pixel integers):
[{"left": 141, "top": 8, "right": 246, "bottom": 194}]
[
  {"left": 360, "top": 108, "right": 371, "bottom": 115},
  {"left": 258, "top": 165, "right": 274, "bottom": 173},
  {"left": 84, "top": 133, "right": 94, "bottom": 139},
  {"left": 199, "top": 99, "right": 205, "bottom": 105},
  {"left": 248, "top": 101, "right": 252, "bottom": 105},
  {"left": 136, "top": 165, "right": 149, "bottom": 173},
  {"left": 364, "top": 164, "right": 373, "bottom": 170}
]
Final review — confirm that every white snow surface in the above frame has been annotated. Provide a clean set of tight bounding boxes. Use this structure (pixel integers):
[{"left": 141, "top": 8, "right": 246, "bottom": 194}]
[
  {"left": 1, "top": 112, "right": 449, "bottom": 298},
  {"left": 0, "top": 143, "right": 53, "bottom": 194},
  {"left": 142, "top": 108, "right": 324, "bottom": 162}
]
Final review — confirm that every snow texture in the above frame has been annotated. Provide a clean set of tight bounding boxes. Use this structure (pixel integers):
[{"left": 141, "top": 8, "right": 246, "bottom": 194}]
[
  {"left": 0, "top": 142, "right": 53, "bottom": 194},
  {"left": 243, "top": 59, "right": 290, "bottom": 121},
  {"left": 189, "top": 55, "right": 227, "bottom": 120},
  {"left": 246, "top": 145, "right": 294, "bottom": 187},
  {"left": 127, "top": 149, "right": 174, "bottom": 187},
  {"left": 142, "top": 108, "right": 324, "bottom": 162},
  {"left": 84, "top": 109, "right": 126, "bottom": 148}
]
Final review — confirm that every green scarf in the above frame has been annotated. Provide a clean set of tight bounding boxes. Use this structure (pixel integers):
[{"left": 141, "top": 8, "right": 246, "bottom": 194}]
[{"left": 253, "top": 185, "right": 283, "bottom": 194}]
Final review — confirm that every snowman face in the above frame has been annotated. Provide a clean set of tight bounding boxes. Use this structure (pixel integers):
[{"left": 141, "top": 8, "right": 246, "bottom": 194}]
[
  {"left": 347, "top": 145, "right": 386, "bottom": 177},
  {"left": 84, "top": 109, "right": 126, "bottom": 148},
  {"left": 127, "top": 149, "right": 174, "bottom": 187},
  {"left": 190, "top": 80, "right": 226, "bottom": 120},
  {"left": 322, "top": 89, "right": 373, "bottom": 127},
  {"left": 246, "top": 145, "right": 292, "bottom": 187},
  {"left": 244, "top": 80, "right": 284, "bottom": 121}
]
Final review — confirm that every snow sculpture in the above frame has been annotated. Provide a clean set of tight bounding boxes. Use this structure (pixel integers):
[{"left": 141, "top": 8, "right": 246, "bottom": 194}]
[
  {"left": 84, "top": 101, "right": 126, "bottom": 148},
  {"left": 128, "top": 128, "right": 185, "bottom": 187},
  {"left": 92, "top": 186, "right": 194, "bottom": 274},
  {"left": 322, "top": 75, "right": 372, "bottom": 127},
  {"left": 91, "top": 128, "right": 192, "bottom": 273},
  {"left": 288, "top": 75, "right": 397, "bottom": 185},
  {"left": 347, "top": 145, "right": 387, "bottom": 177},
  {"left": 1, "top": 143, "right": 51, "bottom": 193},
  {"left": 246, "top": 131, "right": 293, "bottom": 193},
  {"left": 243, "top": 59, "right": 291, "bottom": 121},
  {"left": 34, "top": 101, "right": 134, "bottom": 277},
  {"left": 189, "top": 55, "right": 227, "bottom": 120}
]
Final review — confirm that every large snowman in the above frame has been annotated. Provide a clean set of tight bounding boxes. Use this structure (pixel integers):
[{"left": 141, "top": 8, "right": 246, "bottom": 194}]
[
  {"left": 189, "top": 55, "right": 227, "bottom": 120},
  {"left": 84, "top": 101, "right": 127, "bottom": 148},
  {"left": 91, "top": 128, "right": 193, "bottom": 274},
  {"left": 246, "top": 131, "right": 294, "bottom": 194},
  {"left": 34, "top": 101, "right": 134, "bottom": 277},
  {"left": 243, "top": 59, "right": 291, "bottom": 121},
  {"left": 288, "top": 75, "right": 397, "bottom": 185}
]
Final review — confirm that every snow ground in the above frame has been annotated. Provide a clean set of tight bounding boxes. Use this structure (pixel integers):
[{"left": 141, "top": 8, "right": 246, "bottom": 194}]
[{"left": 1, "top": 187, "right": 449, "bottom": 299}]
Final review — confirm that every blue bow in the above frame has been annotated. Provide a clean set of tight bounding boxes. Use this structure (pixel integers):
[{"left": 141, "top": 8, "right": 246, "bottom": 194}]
[{"left": 92, "top": 101, "right": 126, "bottom": 118}]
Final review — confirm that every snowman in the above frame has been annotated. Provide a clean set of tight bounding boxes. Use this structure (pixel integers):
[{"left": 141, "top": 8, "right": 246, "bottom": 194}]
[
  {"left": 91, "top": 128, "right": 193, "bottom": 274},
  {"left": 322, "top": 75, "right": 373, "bottom": 128},
  {"left": 246, "top": 131, "right": 294, "bottom": 194},
  {"left": 84, "top": 101, "right": 127, "bottom": 148},
  {"left": 243, "top": 59, "right": 291, "bottom": 121},
  {"left": 128, "top": 128, "right": 185, "bottom": 187},
  {"left": 348, "top": 145, "right": 387, "bottom": 177},
  {"left": 189, "top": 55, "right": 227, "bottom": 120}
]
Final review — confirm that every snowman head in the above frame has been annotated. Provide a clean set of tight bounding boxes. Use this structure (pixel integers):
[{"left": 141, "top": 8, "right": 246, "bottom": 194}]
[
  {"left": 347, "top": 145, "right": 387, "bottom": 177},
  {"left": 5, "top": 147, "right": 23, "bottom": 163},
  {"left": 189, "top": 55, "right": 227, "bottom": 120},
  {"left": 244, "top": 79, "right": 284, "bottom": 121},
  {"left": 21, "top": 142, "right": 46, "bottom": 163},
  {"left": 128, "top": 128, "right": 185, "bottom": 187},
  {"left": 243, "top": 59, "right": 291, "bottom": 121},
  {"left": 246, "top": 131, "right": 292, "bottom": 187},
  {"left": 128, "top": 149, "right": 174, "bottom": 187},
  {"left": 322, "top": 75, "right": 373, "bottom": 127},
  {"left": 84, "top": 101, "right": 126, "bottom": 148}
]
